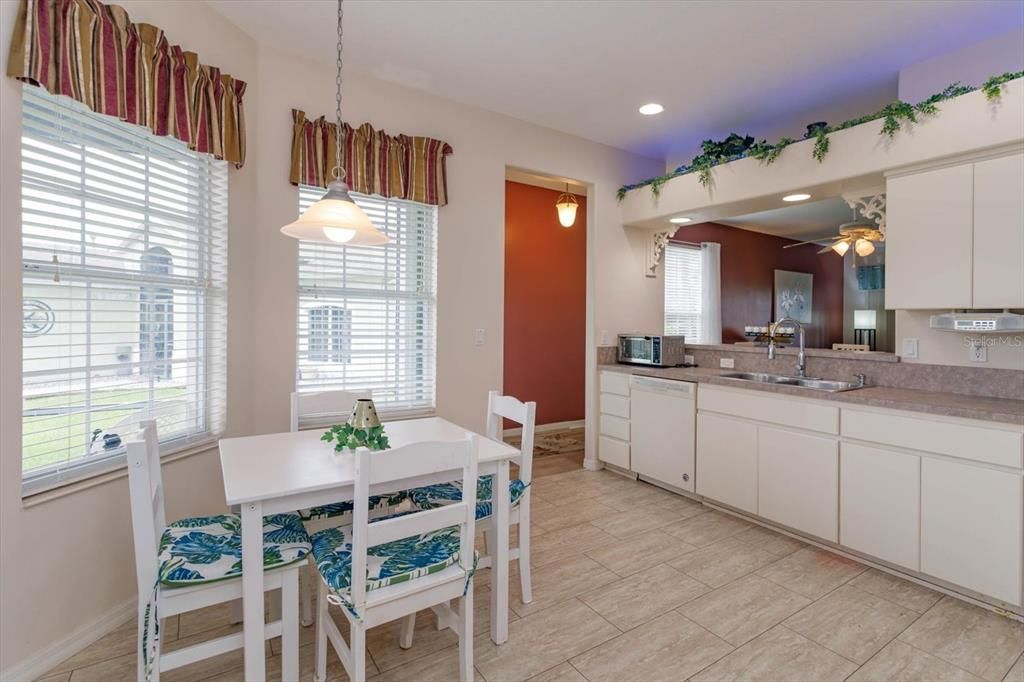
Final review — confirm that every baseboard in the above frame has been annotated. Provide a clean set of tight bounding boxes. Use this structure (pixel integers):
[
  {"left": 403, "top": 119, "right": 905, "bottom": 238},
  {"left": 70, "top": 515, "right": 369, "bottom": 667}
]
[
  {"left": 1, "top": 596, "right": 135, "bottom": 681},
  {"left": 503, "top": 419, "right": 584, "bottom": 438}
]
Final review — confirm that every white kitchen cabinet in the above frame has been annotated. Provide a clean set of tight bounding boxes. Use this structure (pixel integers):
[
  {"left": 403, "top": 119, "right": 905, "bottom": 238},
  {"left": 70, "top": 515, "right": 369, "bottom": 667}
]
[
  {"left": 840, "top": 443, "right": 920, "bottom": 570},
  {"left": 921, "top": 457, "right": 1023, "bottom": 605},
  {"left": 757, "top": 426, "right": 839, "bottom": 542},
  {"left": 973, "top": 152, "right": 1024, "bottom": 308},
  {"left": 696, "top": 412, "right": 757, "bottom": 513},
  {"left": 886, "top": 163, "right": 974, "bottom": 309},
  {"left": 598, "top": 370, "right": 631, "bottom": 469}
]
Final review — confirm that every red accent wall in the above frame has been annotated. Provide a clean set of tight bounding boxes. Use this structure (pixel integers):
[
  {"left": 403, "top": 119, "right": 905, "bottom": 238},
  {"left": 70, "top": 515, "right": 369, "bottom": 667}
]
[
  {"left": 504, "top": 181, "right": 586, "bottom": 425},
  {"left": 671, "top": 223, "right": 844, "bottom": 348}
]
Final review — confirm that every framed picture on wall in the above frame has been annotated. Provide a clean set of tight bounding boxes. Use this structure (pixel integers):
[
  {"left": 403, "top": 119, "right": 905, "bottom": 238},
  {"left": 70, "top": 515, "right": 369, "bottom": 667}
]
[{"left": 774, "top": 270, "right": 813, "bottom": 324}]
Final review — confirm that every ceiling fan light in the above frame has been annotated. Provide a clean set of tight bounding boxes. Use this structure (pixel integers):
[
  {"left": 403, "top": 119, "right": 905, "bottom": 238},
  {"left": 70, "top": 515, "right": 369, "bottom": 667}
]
[
  {"left": 831, "top": 239, "right": 850, "bottom": 256},
  {"left": 854, "top": 238, "right": 875, "bottom": 257}
]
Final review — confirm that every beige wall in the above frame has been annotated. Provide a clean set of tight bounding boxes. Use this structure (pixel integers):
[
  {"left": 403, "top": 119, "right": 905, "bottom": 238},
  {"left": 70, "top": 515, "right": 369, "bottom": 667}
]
[{"left": 0, "top": 0, "right": 661, "bottom": 673}]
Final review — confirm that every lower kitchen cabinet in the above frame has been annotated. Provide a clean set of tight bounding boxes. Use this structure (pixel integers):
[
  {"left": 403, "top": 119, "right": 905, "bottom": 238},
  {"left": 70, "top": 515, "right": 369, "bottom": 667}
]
[
  {"left": 840, "top": 443, "right": 920, "bottom": 570},
  {"left": 758, "top": 426, "right": 838, "bottom": 542},
  {"left": 921, "top": 457, "right": 1023, "bottom": 605},
  {"left": 696, "top": 412, "right": 757, "bottom": 513}
]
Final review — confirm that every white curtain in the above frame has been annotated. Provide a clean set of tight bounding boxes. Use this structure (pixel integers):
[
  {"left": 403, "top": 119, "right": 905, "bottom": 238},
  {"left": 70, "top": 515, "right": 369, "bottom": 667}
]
[{"left": 700, "top": 242, "right": 722, "bottom": 344}]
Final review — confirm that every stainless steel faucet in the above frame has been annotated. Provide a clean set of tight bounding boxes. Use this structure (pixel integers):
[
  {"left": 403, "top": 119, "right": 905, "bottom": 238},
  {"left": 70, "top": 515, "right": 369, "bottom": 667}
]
[{"left": 767, "top": 317, "right": 806, "bottom": 377}]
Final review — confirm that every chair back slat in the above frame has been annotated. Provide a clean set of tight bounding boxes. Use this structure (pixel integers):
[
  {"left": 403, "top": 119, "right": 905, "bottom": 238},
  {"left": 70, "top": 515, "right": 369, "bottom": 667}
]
[
  {"left": 290, "top": 389, "right": 372, "bottom": 432},
  {"left": 349, "top": 437, "right": 478, "bottom": 613},
  {"left": 487, "top": 391, "right": 536, "bottom": 484},
  {"left": 126, "top": 421, "right": 165, "bottom": 597}
]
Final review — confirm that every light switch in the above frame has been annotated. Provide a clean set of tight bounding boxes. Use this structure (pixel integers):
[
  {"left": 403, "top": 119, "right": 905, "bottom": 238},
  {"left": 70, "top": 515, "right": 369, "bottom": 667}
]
[
  {"left": 902, "top": 338, "right": 919, "bottom": 359},
  {"left": 474, "top": 328, "right": 485, "bottom": 346},
  {"left": 600, "top": 330, "right": 609, "bottom": 345}
]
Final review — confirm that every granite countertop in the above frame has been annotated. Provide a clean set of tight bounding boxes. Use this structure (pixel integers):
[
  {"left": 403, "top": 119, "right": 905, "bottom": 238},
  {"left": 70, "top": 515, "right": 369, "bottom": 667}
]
[{"left": 601, "top": 363, "right": 1024, "bottom": 425}]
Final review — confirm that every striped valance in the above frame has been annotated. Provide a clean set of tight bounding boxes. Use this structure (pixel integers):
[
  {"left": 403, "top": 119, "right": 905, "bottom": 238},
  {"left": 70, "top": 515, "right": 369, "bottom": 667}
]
[
  {"left": 7, "top": 0, "right": 247, "bottom": 167},
  {"left": 290, "top": 109, "right": 453, "bottom": 206}
]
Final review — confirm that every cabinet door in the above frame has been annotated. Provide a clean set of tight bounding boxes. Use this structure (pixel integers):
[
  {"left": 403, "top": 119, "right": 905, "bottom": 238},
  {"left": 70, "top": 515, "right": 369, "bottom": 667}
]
[
  {"left": 886, "top": 164, "right": 974, "bottom": 309},
  {"left": 696, "top": 413, "right": 757, "bottom": 513},
  {"left": 840, "top": 443, "right": 920, "bottom": 570},
  {"left": 757, "top": 426, "right": 838, "bottom": 541},
  {"left": 921, "top": 458, "right": 1023, "bottom": 605},
  {"left": 973, "top": 153, "right": 1024, "bottom": 308}
]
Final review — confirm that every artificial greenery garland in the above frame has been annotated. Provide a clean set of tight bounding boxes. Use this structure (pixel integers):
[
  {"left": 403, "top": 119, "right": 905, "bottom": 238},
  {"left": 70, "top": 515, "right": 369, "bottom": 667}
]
[
  {"left": 616, "top": 71, "right": 1024, "bottom": 201},
  {"left": 321, "top": 423, "right": 390, "bottom": 452}
]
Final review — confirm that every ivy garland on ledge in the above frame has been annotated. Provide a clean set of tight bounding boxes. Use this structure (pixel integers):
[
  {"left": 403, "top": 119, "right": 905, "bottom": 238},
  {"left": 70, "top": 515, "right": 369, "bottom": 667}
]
[{"left": 617, "top": 71, "right": 1024, "bottom": 201}]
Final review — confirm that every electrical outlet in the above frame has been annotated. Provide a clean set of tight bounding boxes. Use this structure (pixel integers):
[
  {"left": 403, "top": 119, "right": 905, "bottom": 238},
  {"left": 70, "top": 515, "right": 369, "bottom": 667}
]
[
  {"left": 719, "top": 357, "right": 735, "bottom": 369},
  {"left": 969, "top": 339, "right": 988, "bottom": 363},
  {"left": 684, "top": 354, "right": 695, "bottom": 365},
  {"left": 474, "top": 328, "right": 485, "bottom": 346},
  {"left": 902, "top": 337, "right": 919, "bottom": 359}
]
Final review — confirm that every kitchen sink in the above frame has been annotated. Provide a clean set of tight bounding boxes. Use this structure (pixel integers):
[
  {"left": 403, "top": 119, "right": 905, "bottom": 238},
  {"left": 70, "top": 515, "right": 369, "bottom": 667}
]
[{"left": 720, "top": 372, "right": 864, "bottom": 392}]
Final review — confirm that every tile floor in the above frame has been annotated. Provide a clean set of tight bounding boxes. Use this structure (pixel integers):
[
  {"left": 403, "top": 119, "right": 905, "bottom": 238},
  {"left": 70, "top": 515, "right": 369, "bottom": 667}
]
[{"left": 40, "top": 463, "right": 1024, "bottom": 682}]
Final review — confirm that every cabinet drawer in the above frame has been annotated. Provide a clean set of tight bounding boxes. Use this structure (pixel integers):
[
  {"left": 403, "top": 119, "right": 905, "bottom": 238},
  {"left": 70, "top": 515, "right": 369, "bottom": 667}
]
[
  {"left": 600, "top": 393, "right": 630, "bottom": 419},
  {"left": 842, "top": 408, "right": 1023, "bottom": 469},
  {"left": 599, "top": 371, "right": 630, "bottom": 397},
  {"left": 599, "top": 414, "right": 630, "bottom": 441},
  {"left": 698, "top": 385, "right": 839, "bottom": 434},
  {"left": 598, "top": 435, "right": 629, "bottom": 469}
]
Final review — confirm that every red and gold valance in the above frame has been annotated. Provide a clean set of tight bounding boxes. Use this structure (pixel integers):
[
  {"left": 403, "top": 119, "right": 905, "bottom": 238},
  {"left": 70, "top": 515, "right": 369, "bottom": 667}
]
[
  {"left": 7, "top": 0, "right": 247, "bottom": 167},
  {"left": 290, "top": 109, "right": 453, "bottom": 206}
]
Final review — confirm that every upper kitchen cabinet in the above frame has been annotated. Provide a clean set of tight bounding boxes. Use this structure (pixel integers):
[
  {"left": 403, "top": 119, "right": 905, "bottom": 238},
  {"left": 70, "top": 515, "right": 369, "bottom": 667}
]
[
  {"left": 973, "top": 153, "right": 1024, "bottom": 308},
  {"left": 885, "top": 150, "right": 1024, "bottom": 310}
]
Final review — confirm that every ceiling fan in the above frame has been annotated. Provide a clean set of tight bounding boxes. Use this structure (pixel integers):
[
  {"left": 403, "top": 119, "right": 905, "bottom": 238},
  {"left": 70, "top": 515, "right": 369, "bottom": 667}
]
[{"left": 783, "top": 212, "right": 883, "bottom": 259}]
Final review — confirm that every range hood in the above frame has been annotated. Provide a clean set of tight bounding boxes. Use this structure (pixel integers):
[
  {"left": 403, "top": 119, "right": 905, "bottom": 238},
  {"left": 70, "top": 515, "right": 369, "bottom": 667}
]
[{"left": 929, "top": 312, "right": 1024, "bottom": 333}]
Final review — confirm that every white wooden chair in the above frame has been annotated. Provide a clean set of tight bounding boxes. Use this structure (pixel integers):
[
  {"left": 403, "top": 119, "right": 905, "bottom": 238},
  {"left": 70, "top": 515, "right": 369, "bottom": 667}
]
[
  {"left": 127, "top": 421, "right": 309, "bottom": 681},
  {"left": 311, "top": 437, "right": 478, "bottom": 682}
]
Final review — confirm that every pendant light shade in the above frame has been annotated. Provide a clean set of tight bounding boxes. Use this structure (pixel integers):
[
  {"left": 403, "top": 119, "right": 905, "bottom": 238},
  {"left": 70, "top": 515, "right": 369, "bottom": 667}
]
[
  {"left": 854, "top": 238, "right": 876, "bottom": 257},
  {"left": 830, "top": 239, "right": 850, "bottom": 256},
  {"left": 281, "top": 179, "right": 389, "bottom": 245},
  {"left": 555, "top": 184, "right": 578, "bottom": 228}
]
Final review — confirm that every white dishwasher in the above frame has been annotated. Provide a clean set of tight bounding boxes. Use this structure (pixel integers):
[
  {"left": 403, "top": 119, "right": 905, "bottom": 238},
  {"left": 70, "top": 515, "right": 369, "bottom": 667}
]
[{"left": 629, "top": 375, "right": 697, "bottom": 493}]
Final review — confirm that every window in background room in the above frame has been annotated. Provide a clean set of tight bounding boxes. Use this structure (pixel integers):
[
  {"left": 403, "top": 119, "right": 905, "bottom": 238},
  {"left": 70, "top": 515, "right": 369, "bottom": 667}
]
[
  {"left": 296, "top": 186, "right": 437, "bottom": 418},
  {"left": 664, "top": 242, "right": 704, "bottom": 342},
  {"left": 20, "top": 86, "right": 228, "bottom": 494}
]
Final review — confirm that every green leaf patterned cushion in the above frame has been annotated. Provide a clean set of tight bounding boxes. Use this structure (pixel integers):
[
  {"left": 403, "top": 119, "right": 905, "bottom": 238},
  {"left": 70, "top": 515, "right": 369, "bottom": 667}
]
[
  {"left": 158, "top": 513, "right": 311, "bottom": 587},
  {"left": 297, "top": 491, "right": 410, "bottom": 521},
  {"left": 310, "top": 524, "right": 466, "bottom": 601},
  {"left": 407, "top": 475, "right": 528, "bottom": 520}
]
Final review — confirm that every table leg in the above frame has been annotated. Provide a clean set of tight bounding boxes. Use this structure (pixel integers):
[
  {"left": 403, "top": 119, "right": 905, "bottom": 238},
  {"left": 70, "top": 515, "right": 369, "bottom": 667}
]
[
  {"left": 490, "top": 460, "right": 511, "bottom": 644},
  {"left": 242, "top": 501, "right": 267, "bottom": 681}
]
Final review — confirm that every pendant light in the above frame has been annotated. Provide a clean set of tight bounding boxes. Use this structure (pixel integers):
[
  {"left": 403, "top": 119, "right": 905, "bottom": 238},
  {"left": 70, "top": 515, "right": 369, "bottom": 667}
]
[
  {"left": 555, "top": 183, "right": 578, "bottom": 228},
  {"left": 280, "top": 0, "right": 389, "bottom": 246}
]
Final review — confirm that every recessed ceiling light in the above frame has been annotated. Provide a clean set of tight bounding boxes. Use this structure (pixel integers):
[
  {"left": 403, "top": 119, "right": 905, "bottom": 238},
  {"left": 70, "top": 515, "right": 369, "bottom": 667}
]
[
  {"left": 782, "top": 193, "right": 811, "bottom": 202},
  {"left": 639, "top": 103, "right": 664, "bottom": 116},
  {"left": 669, "top": 216, "right": 692, "bottom": 224}
]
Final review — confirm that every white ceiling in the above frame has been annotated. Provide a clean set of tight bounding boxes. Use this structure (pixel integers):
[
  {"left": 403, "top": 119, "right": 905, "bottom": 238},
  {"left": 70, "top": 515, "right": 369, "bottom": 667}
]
[
  {"left": 718, "top": 197, "right": 855, "bottom": 243},
  {"left": 207, "top": 0, "right": 1023, "bottom": 161}
]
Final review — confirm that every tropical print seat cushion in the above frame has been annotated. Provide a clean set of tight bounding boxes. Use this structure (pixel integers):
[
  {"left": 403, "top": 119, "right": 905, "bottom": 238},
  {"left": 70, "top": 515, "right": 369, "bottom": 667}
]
[
  {"left": 297, "top": 491, "right": 409, "bottom": 522},
  {"left": 407, "top": 475, "right": 528, "bottom": 520},
  {"left": 310, "top": 524, "right": 467, "bottom": 602},
  {"left": 158, "top": 513, "right": 311, "bottom": 587}
]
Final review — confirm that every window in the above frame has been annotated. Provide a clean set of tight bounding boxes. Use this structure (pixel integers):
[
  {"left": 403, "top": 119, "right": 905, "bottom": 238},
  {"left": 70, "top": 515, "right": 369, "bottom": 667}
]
[
  {"left": 664, "top": 242, "right": 703, "bottom": 342},
  {"left": 296, "top": 186, "right": 436, "bottom": 418},
  {"left": 21, "top": 86, "right": 228, "bottom": 493}
]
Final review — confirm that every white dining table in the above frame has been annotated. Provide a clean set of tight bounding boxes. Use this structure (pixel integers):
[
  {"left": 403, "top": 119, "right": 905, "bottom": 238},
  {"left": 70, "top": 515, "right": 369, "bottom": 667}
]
[{"left": 219, "top": 416, "right": 520, "bottom": 681}]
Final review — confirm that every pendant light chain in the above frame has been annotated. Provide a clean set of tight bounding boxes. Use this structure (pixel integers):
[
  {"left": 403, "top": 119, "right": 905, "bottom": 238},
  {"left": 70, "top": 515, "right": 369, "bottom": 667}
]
[{"left": 334, "top": 0, "right": 345, "bottom": 181}]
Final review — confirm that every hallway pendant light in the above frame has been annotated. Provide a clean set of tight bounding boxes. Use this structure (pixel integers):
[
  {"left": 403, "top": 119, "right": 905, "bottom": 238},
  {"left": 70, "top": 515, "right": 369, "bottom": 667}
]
[
  {"left": 555, "top": 183, "right": 578, "bottom": 228},
  {"left": 280, "top": 0, "right": 389, "bottom": 246}
]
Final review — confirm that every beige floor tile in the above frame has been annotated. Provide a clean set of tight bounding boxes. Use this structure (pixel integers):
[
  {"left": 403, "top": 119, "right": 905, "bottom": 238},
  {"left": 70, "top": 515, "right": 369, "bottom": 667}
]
[
  {"left": 755, "top": 546, "right": 865, "bottom": 599},
  {"left": 36, "top": 673, "right": 72, "bottom": 682},
  {"left": 366, "top": 608, "right": 458, "bottom": 672},
  {"left": 1006, "top": 654, "right": 1024, "bottom": 682},
  {"left": 691, "top": 625, "right": 858, "bottom": 682},
  {"left": 532, "top": 497, "right": 616, "bottom": 532},
  {"left": 48, "top": 616, "right": 137, "bottom": 675},
  {"left": 590, "top": 508, "right": 686, "bottom": 538},
  {"left": 849, "top": 569, "right": 942, "bottom": 613},
  {"left": 733, "top": 524, "right": 806, "bottom": 557},
  {"left": 67, "top": 652, "right": 139, "bottom": 682},
  {"left": 784, "top": 584, "right": 919, "bottom": 664},
  {"left": 661, "top": 511, "right": 752, "bottom": 547},
  {"left": 679, "top": 574, "right": 812, "bottom": 646},
  {"left": 850, "top": 640, "right": 982, "bottom": 682},
  {"left": 569, "top": 610, "right": 733, "bottom": 682},
  {"left": 474, "top": 598, "right": 620, "bottom": 682},
  {"left": 899, "top": 596, "right": 1024, "bottom": 681},
  {"left": 510, "top": 554, "right": 619, "bottom": 618},
  {"left": 668, "top": 536, "right": 779, "bottom": 588},
  {"left": 525, "top": 662, "right": 587, "bottom": 682},
  {"left": 632, "top": 491, "right": 708, "bottom": 519},
  {"left": 368, "top": 644, "right": 482, "bottom": 682},
  {"left": 584, "top": 528, "right": 697, "bottom": 577},
  {"left": 202, "top": 638, "right": 372, "bottom": 682},
  {"left": 528, "top": 522, "right": 618, "bottom": 568},
  {"left": 579, "top": 563, "right": 709, "bottom": 631},
  {"left": 178, "top": 602, "right": 240, "bottom": 640}
]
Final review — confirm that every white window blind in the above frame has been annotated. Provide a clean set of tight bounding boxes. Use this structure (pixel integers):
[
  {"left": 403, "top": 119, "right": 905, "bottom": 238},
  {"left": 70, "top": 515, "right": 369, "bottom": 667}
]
[
  {"left": 297, "top": 186, "right": 437, "bottom": 419},
  {"left": 21, "top": 86, "right": 228, "bottom": 494},
  {"left": 664, "top": 242, "right": 704, "bottom": 343}
]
